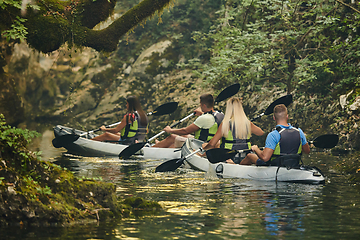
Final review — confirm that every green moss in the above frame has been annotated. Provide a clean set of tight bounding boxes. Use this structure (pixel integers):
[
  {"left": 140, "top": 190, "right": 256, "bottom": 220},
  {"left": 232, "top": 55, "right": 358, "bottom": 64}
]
[
  {"left": 26, "top": 15, "right": 70, "bottom": 53},
  {"left": 79, "top": 0, "right": 117, "bottom": 28},
  {"left": 122, "top": 197, "right": 162, "bottom": 217},
  {"left": 334, "top": 153, "right": 360, "bottom": 183},
  {"left": 0, "top": 116, "right": 162, "bottom": 226},
  {"left": 82, "top": 0, "right": 174, "bottom": 52}
]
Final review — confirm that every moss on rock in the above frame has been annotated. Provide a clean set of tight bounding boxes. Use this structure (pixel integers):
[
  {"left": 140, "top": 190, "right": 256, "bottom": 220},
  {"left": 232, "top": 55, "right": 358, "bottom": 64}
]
[
  {"left": 334, "top": 152, "right": 360, "bottom": 183},
  {"left": 0, "top": 115, "right": 162, "bottom": 226}
]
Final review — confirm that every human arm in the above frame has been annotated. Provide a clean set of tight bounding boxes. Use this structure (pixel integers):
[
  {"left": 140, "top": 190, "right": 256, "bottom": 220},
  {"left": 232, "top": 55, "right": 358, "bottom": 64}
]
[
  {"left": 202, "top": 123, "right": 223, "bottom": 150},
  {"left": 302, "top": 143, "right": 310, "bottom": 154},
  {"left": 250, "top": 122, "right": 264, "bottom": 136},
  {"left": 252, "top": 130, "right": 278, "bottom": 162},
  {"left": 299, "top": 128, "right": 310, "bottom": 154},
  {"left": 251, "top": 145, "right": 274, "bottom": 162},
  {"left": 163, "top": 123, "right": 200, "bottom": 136},
  {"left": 193, "top": 107, "right": 204, "bottom": 116},
  {"left": 99, "top": 115, "right": 128, "bottom": 134}
]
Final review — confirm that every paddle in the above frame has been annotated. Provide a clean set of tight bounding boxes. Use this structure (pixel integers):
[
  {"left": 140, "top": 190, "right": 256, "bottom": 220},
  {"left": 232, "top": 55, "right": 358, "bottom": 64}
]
[
  {"left": 206, "top": 148, "right": 251, "bottom": 164},
  {"left": 52, "top": 102, "right": 178, "bottom": 148},
  {"left": 309, "top": 134, "right": 339, "bottom": 149},
  {"left": 153, "top": 93, "right": 296, "bottom": 169},
  {"left": 206, "top": 134, "right": 339, "bottom": 164},
  {"left": 119, "top": 83, "right": 241, "bottom": 159},
  {"left": 250, "top": 94, "right": 293, "bottom": 121},
  {"left": 155, "top": 148, "right": 203, "bottom": 172},
  {"left": 119, "top": 113, "right": 195, "bottom": 159}
]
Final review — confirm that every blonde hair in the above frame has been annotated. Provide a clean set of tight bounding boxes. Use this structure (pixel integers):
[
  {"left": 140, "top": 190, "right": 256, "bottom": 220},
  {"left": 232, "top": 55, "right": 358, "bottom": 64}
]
[{"left": 221, "top": 97, "right": 251, "bottom": 139}]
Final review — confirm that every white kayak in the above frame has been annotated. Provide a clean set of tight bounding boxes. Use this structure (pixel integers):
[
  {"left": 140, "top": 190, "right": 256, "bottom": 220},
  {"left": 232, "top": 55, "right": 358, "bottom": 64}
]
[
  {"left": 181, "top": 138, "right": 326, "bottom": 184},
  {"left": 53, "top": 125, "right": 181, "bottom": 160}
]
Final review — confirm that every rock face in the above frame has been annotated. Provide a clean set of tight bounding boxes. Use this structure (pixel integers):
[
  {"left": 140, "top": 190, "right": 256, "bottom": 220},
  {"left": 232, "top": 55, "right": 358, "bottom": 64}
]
[
  {"left": 3, "top": 38, "right": 360, "bottom": 149},
  {"left": 0, "top": 115, "right": 162, "bottom": 226},
  {"left": 1, "top": 0, "right": 359, "bottom": 151},
  {"left": 1, "top": 37, "right": 208, "bottom": 138}
]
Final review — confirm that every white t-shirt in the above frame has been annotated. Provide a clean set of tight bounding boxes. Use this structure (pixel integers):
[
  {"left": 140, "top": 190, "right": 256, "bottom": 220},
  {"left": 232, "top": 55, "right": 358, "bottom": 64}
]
[{"left": 193, "top": 114, "right": 215, "bottom": 129}]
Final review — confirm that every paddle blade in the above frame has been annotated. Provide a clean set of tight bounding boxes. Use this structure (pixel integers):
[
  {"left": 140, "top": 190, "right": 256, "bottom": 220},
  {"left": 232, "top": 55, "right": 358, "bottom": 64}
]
[
  {"left": 264, "top": 94, "right": 293, "bottom": 115},
  {"left": 155, "top": 158, "right": 184, "bottom": 172},
  {"left": 206, "top": 148, "right": 238, "bottom": 163},
  {"left": 312, "top": 134, "right": 339, "bottom": 148},
  {"left": 215, "top": 83, "right": 240, "bottom": 103},
  {"left": 52, "top": 134, "right": 80, "bottom": 148},
  {"left": 149, "top": 102, "right": 178, "bottom": 116},
  {"left": 119, "top": 142, "right": 146, "bottom": 159}
]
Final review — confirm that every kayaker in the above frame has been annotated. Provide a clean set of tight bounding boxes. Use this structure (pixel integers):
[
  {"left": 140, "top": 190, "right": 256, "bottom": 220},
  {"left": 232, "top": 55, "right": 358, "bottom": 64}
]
[
  {"left": 152, "top": 93, "right": 224, "bottom": 148},
  {"left": 91, "top": 95, "right": 148, "bottom": 144},
  {"left": 202, "top": 97, "right": 264, "bottom": 163},
  {"left": 240, "top": 104, "right": 310, "bottom": 165}
]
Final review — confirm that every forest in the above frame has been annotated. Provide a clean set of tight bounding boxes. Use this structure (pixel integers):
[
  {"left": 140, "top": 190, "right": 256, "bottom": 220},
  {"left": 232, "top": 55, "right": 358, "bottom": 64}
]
[{"left": 0, "top": 0, "right": 360, "bottom": 225}]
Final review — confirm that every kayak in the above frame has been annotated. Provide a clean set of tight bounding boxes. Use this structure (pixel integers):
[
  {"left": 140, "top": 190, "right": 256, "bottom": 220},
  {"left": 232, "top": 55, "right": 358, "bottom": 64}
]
[
  {"left": 181, "top": 138, "right": 326, "bottom": 184},
  {"left": 53, "top": 125, "right": 181, "bottom": 159}
]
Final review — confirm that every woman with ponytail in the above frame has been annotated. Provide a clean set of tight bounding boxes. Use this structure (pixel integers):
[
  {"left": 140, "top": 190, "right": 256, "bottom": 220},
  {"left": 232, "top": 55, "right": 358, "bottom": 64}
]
[
  {"left": 92, "top": 95, "right": 148, "bottom": 144},
  {"left": 202, "top": 97, "right": 263, "bottom": 163}
]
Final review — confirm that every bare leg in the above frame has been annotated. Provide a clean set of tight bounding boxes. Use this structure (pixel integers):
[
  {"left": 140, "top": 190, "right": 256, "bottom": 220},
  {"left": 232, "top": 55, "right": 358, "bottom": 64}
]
[
  {"left": 240, "top": 153, "right": 258, "bottom": 165},
  {"left": 225, "top": 159, "right": 235, "bottom": 164},
  {"left": 92, "top": 132, "right": 120, "bottom": 142},
  {"left": 152, "top": 134, "right": 178, "bottom": 148}
]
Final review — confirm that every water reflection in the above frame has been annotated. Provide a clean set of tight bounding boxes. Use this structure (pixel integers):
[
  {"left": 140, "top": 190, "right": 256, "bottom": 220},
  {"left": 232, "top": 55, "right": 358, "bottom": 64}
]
[
  {"left": 50, "top": 155, "right": 332, "bottom": 239},
  {"left": 4, "top": 152, "right": 360, "bottom": 239}
]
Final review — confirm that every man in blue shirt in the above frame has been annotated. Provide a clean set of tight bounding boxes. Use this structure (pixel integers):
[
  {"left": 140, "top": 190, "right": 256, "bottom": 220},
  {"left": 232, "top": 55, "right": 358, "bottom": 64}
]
[{"left": 240, "top": 104, "right": 310, "bottom": 165}]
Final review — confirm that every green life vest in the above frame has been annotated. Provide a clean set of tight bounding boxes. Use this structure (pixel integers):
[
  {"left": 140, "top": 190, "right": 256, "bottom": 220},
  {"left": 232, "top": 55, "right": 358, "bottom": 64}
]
[
  {"left": 120, "top": 112, "right": 147, "bottom": 142},
  {"left": 194, "top": 110, "right": 224, "bottom": 142},
  {"left": 220, "top": 124, "right": 251, "bottom": 150}
]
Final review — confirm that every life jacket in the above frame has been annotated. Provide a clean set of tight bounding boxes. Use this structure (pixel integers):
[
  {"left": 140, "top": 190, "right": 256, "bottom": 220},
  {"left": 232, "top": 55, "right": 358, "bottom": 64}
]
[
  {"left": 120, "top": 111, "right": 148, "bottom": 143},
  {"left": 194, "top": 110, "right": 224, "bottom": 142},
  {"left": 270, "top": 126, "right": 302, "bottom": 162},
  {"left": 220, "top": 123, "right": 251, "bottom": 150}
]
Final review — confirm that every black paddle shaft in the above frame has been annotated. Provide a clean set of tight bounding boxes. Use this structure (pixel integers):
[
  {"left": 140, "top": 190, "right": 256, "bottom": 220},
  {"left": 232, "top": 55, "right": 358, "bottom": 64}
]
[
  {"left": 52, "top": 102, "right": 178, "bottom": 149},
  {"left": 251, "top": 94, "right": 293, "bottom": 121},
  {"left": 119, "top": 84, "right": 241, "bottom": 159}
]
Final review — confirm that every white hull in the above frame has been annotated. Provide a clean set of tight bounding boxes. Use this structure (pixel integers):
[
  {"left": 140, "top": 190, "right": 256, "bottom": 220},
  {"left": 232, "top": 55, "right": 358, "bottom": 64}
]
[
  {"left": 182, "top": 138, "right": 326, "bottom": 184},
  {"left": 53, "top": 125, "right": 181, "bottom": 160}
]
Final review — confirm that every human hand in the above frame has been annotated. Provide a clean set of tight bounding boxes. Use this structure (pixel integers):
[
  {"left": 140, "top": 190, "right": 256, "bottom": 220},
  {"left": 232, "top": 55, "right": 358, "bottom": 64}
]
[
  {"left": 193, "top": 107, "right": 203, "bottom": 116},
  {"left": 202, "top": 142, "right": 208, "bottom": 149},
  {"left": 251, "top": 145, "right": 259, "bottom": 152},
  {"left": 164, "top": 126, "right": 172, "bottom": 133},
  {"left": 99, "top": 125, "right": 106, "bottom": 131}
]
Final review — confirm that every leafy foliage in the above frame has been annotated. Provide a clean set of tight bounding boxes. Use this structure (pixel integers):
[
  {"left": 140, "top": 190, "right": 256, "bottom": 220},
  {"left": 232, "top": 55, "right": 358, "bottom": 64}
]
[
  {"left": 1, "top": 16, "right": 27, "bottom": 41},
  {"left": 184, "top": 0, "right": 360, "bottom": 99},
  {"left": 0, "top": 114, "right": 40, "bottom": 150},
  {"left": 0, "top": 0, "right": 40, "bottom": 41}
]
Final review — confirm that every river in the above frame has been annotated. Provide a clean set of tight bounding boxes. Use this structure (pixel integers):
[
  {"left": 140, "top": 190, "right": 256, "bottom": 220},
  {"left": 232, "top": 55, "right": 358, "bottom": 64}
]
[{"left": 2, "top": 131, "right": 360, "bottom": 239}]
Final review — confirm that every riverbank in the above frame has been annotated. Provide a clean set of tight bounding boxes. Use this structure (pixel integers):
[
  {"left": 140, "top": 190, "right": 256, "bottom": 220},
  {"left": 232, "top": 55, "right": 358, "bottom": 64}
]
[
  {"left": 0, "top": 115, "right": 161, "bottom": 226},
  {"left": 334, "top": 150, "right": 360, "bottom": 183}
]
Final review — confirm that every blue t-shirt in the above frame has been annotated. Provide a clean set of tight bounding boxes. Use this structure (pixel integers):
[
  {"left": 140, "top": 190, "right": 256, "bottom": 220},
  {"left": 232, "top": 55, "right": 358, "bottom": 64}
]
[{"left": 265, "top": 124, "right": 307, "bottom": 150}]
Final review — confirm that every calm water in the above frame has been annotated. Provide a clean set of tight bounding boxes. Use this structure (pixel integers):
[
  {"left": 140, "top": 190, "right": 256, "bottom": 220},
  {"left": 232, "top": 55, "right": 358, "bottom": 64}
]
[{"left": 2, "top": 148, "right": 360, "bottom": 239}]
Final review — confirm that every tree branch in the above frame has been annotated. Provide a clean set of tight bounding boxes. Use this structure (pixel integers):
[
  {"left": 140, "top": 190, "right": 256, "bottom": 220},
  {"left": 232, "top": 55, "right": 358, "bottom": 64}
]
[
  {"left": 335, "top": 0, "right": 360, "bottom": 14},
  {"left": 81, "top": 0, "right": 173, "bottom": 52}
]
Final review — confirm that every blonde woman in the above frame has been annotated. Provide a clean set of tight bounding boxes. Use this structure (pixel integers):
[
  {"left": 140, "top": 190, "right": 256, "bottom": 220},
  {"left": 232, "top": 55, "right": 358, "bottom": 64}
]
[{"left": 202, "top": 97, "right": 264, "bottom": 163}]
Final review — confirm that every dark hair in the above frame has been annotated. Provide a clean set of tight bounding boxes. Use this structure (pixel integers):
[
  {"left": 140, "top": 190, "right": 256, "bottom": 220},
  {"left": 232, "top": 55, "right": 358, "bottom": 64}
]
[
  {"left": 200, "top": 94, "right": 214, "bottom": 108},
  {"left": 126, "top": 95, "right": 148, "bottom": 126}
]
